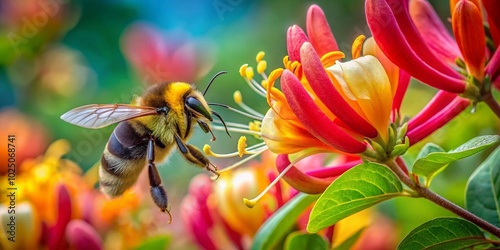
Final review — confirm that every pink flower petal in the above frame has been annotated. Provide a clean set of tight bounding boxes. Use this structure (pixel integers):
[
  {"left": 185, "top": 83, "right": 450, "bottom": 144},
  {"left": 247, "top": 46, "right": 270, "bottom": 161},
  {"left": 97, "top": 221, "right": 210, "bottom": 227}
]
[
  {"left": 409, "top": 0, "right": 461, "bottom": 64},
  {"left": 408, "top": 90, "right": 457, "bottom": 130},
  {"left": 387, "top": 0, "right": 462, "bottom": 79},
  {"left": 483, "top": 0, "right": 500, "bottom": 46},
  {"left": 300, "top": 42, "right": 378, "bottom": 138},
  {"left": 366, "top": 0, "right": 466, "bottom": 93},
  {"left": 48, "top": 184, "right": 72, "bottom": 250},
  {"left": 287, "top": 25, "right": 309, "bottom": 62},
  {"left": 306, "top": 4, "right": 339, "bottom": 56},
  {"left": 306, "top": 160, "right": 361, "bottom": 178},
  {"left": 392, "top": 69, "right": 410, "bottom": 115},
  {"left": 407, "top": 97, "right": 470, "bottom": 144},
  {"left": 276, "top": 155, "right": 332, "bottom": 194},
  {"left": 66, "top": 220, "right": 102, "bottom": 250},
  {"left": 281, "top": 70, "right": 367, "bottom": 154},
  {"left": 486, "top": 44, "right": 500, "bottom": 81}
]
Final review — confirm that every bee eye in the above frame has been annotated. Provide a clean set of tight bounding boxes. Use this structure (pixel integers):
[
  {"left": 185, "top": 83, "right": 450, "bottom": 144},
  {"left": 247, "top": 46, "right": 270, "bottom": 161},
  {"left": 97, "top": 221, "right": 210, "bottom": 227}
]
[{"left": 185, "top": 96, "right": 212, "bottom": 121}]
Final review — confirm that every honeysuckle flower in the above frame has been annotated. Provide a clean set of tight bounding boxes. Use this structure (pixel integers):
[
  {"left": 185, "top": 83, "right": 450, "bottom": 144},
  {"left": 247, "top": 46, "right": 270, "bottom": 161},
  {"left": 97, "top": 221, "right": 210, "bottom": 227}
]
[
  {"left": 181, "top": 152, "right": 292, "bottom": 249},
  {"left": 208, "top": 4, "right": 476, "bottom": 204},
  {"left": 366, "top": 0, "right": 500, "bottom": 109},
  {"left": 121, "top": 22, "right": 215, "bottom": 85},
  {"left": 0, "top": 139, "right": 174, "bottom": 249}
]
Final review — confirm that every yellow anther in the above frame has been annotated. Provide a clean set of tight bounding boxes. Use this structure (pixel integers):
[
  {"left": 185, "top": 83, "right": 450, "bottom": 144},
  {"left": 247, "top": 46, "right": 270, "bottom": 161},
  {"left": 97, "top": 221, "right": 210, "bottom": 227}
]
[
  {"left": 233, "top": 91, "right": 243, "bottom": 104},
  {"left": 239, "top": 64, "right": 248, "bottom": 78},
  {"left": 321, "top": 51, "right": 345, "bottom": 68},
  {"left": 261, "top": 79, "right": 268, "bottom": 88},
  {"left": 267, "top": 68, "right": 284, "bottom": 106},
  {"left": 352, "top": 35, "right": 366, "bottom": 59},
  {"left": 256, "top": 51, "right": 265, "bottom": 62},
  {"left": 237, "top": 136, "right": 247, "bottom": 157},
  {"left": 257, "top": 60, "right": 267, "bottom": 74},
  {"left": 283, "top": 56, "right": 289, "bottom": 68},
  {"left": 246, "top": 67, "right": 255, "bottom": 80},
  {"left": 203, "top": 144, "right": 215, "bottom": 156},
  {"left": 249, "top": 121, "right": 261, "bottom": 132},
  {"left": 243, "top": 198, "right": 257, "bottom": 208}
]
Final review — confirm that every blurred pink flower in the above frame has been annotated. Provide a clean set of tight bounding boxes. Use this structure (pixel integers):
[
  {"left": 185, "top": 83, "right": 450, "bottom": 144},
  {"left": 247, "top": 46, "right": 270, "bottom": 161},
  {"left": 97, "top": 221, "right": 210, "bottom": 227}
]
[{"left": 121, "top": 23, "right": 215, "bottom": 85}]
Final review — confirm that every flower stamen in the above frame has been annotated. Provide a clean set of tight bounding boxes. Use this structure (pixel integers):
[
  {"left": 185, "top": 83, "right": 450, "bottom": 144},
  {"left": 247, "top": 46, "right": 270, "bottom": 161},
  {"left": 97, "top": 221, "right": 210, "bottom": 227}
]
[
  {"left": 233, "top": 91, "right": 265, "bottom": 119},
  {"left": 243, "top": 153, "right": 311, "bottom": 208}
]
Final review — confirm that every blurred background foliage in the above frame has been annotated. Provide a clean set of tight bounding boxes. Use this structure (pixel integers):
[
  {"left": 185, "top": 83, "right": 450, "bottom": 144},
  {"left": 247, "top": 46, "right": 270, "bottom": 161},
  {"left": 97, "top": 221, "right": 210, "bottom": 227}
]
[{"left": 1, "top": 0, "right": 499, "bottom": 248}]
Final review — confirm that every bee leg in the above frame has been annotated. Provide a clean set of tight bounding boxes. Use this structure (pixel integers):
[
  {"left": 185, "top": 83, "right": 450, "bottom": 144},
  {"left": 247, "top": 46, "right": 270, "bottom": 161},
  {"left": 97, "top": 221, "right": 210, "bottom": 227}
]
[
  {"left": 174, "top": 134, "right": 220, "bottom": 180},
  {"left": 147, "top": 136, "right": 172, "bottom": 223}
]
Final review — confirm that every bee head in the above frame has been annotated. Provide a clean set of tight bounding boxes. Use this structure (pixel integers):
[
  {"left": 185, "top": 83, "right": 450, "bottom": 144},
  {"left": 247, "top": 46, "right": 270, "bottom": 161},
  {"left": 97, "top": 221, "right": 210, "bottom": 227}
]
[{"left": 185, "top": 96, "right": 212, "bottom": 122}]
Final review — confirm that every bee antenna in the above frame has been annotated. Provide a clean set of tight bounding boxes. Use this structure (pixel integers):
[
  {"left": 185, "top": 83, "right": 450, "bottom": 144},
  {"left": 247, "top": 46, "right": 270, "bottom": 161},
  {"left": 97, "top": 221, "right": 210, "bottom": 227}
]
[
  {"left": 203, "top": 71, "right": 227, "bottom": 96},
  {"left": 208, "top": 102, "right": 229, "bottom": 108},
  {"left": 211, "top": 111, "right": 231, "bottom": 138}
]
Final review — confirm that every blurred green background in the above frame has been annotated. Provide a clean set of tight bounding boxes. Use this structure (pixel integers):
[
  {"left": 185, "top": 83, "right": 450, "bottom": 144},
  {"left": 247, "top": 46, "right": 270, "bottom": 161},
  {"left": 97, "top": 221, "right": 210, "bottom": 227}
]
[{"left": 1, "top": 0, "right": 498, "bottom": 244}]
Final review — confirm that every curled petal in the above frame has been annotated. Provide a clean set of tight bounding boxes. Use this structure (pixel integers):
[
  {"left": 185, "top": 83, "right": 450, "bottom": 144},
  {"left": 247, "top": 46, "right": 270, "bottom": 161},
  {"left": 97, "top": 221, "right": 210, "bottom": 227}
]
[
  {"left": 300, "top": 42, "right": 378, "bottom": 138},
  {"left": 287, "top": 25, "right": 309, "bottom": 62},
  {"left": 407, "top": 97, "right": 470, "bottom": 145},
  {"left": 276, "top": 154, "right": 332, "bottom": 194},
  {"left": 261, "top": 105, "right": 335, "bottom": 154},
  {"left": 281, "top": 70, "right": 367, "bottom": 154},
  {"left": 328, "top": 55, "right": 393, "bottom": 140},
  {"left": 366, "top": 0, "right": 466, "bottom": 93},
  {"left": 306, "top": 4, "right": 339, "bottom": 56},
  {"left": 409, "top": 0, "right": 461, "bottom": 64},
  {"left": 452, "top": 0, "right": 486, "bottom": 81}
]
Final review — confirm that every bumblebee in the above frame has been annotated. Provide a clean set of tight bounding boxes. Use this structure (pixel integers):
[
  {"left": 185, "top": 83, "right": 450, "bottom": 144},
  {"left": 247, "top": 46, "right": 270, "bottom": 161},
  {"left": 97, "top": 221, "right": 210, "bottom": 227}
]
[{"left": 61, "top": 72, "right": 229, "bottom": 223}]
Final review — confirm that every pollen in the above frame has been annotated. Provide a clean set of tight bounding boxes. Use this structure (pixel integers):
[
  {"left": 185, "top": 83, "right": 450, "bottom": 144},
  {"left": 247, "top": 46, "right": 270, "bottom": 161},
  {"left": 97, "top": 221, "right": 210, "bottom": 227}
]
[
  {"left": 239, "top": 64, "right": 248, "bottom": 78},
  {"left": 246, "top": 67, "right": 255, "bottom": 80},
  {"left": 257, "top": 60, "right": 267, "bottom": 74},
  {"left": 233, "top": 91, "right": 243, "bottom": 104},
  {"left": 237, "top": 136, "right": 247, "bottom": 157},
  {"left": 256, "top": 51, "right": 266, "bottom": 62}
]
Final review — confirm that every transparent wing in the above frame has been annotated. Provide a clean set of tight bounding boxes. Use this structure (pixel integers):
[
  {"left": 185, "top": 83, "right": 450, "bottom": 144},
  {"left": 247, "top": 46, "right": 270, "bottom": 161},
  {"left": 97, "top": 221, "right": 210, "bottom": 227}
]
[{"left": 60, "top": 104, "right": 158, "bottom": 129}]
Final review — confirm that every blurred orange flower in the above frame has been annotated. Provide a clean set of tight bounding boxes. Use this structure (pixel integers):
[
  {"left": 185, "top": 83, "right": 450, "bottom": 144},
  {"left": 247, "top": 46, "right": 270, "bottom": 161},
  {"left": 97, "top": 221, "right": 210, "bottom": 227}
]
[{"left": 0, "top": 108, "right": 49, "bottom": 175}]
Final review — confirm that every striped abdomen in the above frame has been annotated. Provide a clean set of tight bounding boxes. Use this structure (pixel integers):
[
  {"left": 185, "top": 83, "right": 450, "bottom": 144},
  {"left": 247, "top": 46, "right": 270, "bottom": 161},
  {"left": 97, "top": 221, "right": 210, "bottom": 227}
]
[{"left": 99, "top": 121, "right": 150, "bottom": 197}]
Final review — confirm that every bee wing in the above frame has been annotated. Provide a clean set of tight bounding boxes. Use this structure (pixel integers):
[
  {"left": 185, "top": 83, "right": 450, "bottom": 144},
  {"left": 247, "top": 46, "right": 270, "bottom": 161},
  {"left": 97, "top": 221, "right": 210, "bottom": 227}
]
[{"left": 61, "top": 104, "right": 158, "bottom": 129}]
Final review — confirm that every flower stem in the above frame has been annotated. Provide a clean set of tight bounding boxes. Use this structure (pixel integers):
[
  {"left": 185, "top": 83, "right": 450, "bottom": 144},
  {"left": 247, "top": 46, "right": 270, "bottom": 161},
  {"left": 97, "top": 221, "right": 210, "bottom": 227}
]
[
  {"left": 386, "top": 159, "right": 500, "bottom": 238},
  {"left": 484, "top": 94, "right": 500, "bottom": 119}
]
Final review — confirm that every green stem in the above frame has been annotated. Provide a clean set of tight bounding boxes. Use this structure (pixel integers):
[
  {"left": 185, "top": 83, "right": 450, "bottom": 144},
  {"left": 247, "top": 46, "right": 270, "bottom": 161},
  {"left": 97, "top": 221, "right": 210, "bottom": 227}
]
[
  {"left": 484, "top": 94, "right": 500, "bottom": 119},
  {"left": 386, "top": 159, "right": 500, "bottom": 238}
]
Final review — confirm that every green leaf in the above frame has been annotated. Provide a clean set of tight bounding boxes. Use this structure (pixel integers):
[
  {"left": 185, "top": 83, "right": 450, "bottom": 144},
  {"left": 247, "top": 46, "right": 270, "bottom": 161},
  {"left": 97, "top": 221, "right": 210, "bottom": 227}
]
[
  {"left": 466, "top": 146, "right": 500, "bottom": 228},
  {"left": 416, "top": 143, "right": 445, "bottom": 160},
  {"left": 413, "top": 135, "right": 500, "bottom": 184},
  {"left": 332, "top": 227, "right": 365, "bottom": 250},
  {"left": 307, "top": 163, "right": 403, "bottom": 233},
  {"left": 251, "top": 193, "right": 319, "bottom": 250},
  {"left": 133, "top": 235, "right": 170, "bottom": 250},
  {"left": 398, "top": 218, "right": 490, "bottom": 250},
  {"left": 284, "top": 232, "right": 328, "bottom": 250}
]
